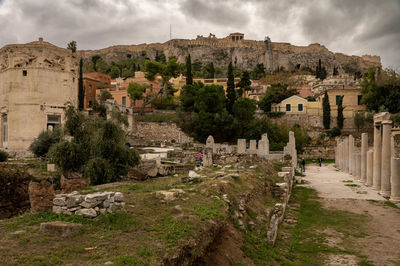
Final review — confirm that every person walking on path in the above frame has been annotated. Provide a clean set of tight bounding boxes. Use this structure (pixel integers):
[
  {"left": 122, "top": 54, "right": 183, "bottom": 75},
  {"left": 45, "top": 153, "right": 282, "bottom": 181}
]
[
  {"left": 318, "top": 157, "right": 322, "bottom": 167},
  {"left": 198, "top": 152, "right": 203, "bottom": 166},
  {"left": 302, "top": 159, "right": 306, "bottom": 172}
]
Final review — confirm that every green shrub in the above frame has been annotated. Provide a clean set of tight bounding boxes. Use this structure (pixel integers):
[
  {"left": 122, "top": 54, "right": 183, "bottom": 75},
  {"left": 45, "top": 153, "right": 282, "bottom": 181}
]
[
  {"left": 47, "top": 141, "right": 85, "bottom": 172},
  {"left": 0, "top": 150, "right": 8, "bottom": 162},
  {"left": 326, "top": 126, "right": 341, "bottom": 137},
  {"left": 391, "top": 113, "right": 400, "bottom": 126},
  {"left": 84, "top": 158, "right": 114, "bottom": 185},
  {"left": 29, "top": 127, "right": 63, "bottom": 157},
  {"left": 266, "top": 112, "right": 285, "bottom": 118}
]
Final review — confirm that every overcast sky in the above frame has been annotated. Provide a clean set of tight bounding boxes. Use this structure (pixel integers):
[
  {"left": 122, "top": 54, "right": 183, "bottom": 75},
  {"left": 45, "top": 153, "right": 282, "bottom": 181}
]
[{"left": 0, "top": 0, "right": 399, "bottom": 69}]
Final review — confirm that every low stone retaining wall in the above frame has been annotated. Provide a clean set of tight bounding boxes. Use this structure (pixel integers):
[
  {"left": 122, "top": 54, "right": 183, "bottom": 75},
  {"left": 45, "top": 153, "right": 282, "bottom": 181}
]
[
  {"left": 53, "top": 191, "right": 125, "bottom": 218},
  {"left": 267, "top": 166, "right": 295, "bottom": 246}
]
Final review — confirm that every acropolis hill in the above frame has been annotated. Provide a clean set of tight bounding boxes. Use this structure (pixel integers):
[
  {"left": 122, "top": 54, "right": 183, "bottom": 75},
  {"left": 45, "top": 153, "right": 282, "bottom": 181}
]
[{"left": 78, "top": 33, "right": 381, "bottom": 73}]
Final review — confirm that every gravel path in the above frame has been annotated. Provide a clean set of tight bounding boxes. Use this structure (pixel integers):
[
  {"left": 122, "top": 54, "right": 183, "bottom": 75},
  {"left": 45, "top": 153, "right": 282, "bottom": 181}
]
[
  {"left": 302, "top": 163, "right": 385, "bottom": 200},
  {"left": 301, "top": 163, "right": 400, "bottom": 265}
]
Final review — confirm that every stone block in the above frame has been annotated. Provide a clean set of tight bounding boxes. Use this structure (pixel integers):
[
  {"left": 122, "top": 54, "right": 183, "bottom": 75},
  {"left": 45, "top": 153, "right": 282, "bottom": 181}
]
[
  {"left": 53, "top": 197, "right": 66, "bottom": 206},
  {"left": 114, "top": 192, "right": 124, "bottom": 202},
  {"left": 47, "top": 164, "right": 56, "bottom": 172},
  {"left": 76, "top": 208, "right": 98, "bottom": 218},
  {"left": 40, "top": 221, "right": 83, "bottom": 237}
]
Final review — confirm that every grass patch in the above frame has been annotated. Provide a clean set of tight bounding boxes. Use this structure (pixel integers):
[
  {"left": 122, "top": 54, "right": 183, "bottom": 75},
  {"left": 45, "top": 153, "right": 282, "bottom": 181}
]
[
  {"left": 8, "top": 211, "right": 140, "bottom": 232},
  {"left": 114, "top": 255, "right": 140, "bottom": 266},
  {"left": 155, "top": 215, "right": 194, "bottom": 247},
  {"left": 345, "top": 184, "right": 360, "bottom": 187},
  {"left": 193, "top": 198, "right": 225, "bottom": 221},
  {"left": 342, "top": 180, "right": 353, "bottom": 183},
  {"left": 241, "top": 186, "right": 369, "bottom": 265},
  {"left": 383, "top": 201, "right": 400, "bottom": 209}
]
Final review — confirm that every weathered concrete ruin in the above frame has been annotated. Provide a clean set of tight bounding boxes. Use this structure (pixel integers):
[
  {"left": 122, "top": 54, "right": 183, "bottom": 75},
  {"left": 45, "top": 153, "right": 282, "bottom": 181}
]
[
  {"left": 335, "top": 112, "right": 400, "bottom": 202},
  {"left": 0, "top": 38, "right": 78, "bottom": 153}
]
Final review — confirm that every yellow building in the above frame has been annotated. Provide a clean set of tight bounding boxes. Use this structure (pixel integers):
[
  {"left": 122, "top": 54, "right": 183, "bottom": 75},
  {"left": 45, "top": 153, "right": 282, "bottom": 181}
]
[
  {"left": 272, "top": 86, "right": 366, "bottom": 118},
  {"left": 170, "top": 75, "right": 247, "bottom": 96},
  {"left": 272, "top": 95, "right": 308, "bottom": 114}
]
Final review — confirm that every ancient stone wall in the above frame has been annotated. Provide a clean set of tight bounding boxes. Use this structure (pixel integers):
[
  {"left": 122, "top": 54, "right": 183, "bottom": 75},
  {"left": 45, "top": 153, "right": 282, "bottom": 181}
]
[
  {"left": 53, "top": 191, "right": 125, "bottom": 218},
  {"left": 0, "top": 163, "right": 31, "bottom": 219},
  {"left": 132, "top": 122, "right": 193, "bottom": 143}
]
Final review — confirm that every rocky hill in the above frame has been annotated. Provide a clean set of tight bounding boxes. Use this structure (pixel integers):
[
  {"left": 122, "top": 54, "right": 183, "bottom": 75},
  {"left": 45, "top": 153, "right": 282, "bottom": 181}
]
[{"left": 78, "top": 34, "right": 381, "bottom": 74}]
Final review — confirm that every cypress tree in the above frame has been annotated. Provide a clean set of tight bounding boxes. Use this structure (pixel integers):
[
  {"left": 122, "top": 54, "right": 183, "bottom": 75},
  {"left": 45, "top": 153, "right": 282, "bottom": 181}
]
[
  {"left": 322, "top": 91, "right": 331, "bottom": 129},
  {"left": 337, "top": 95, "right": 344, "bottom": 129},
  {"left": 186, "top": 54, "right": 193, "bottom": 85},
  {"left": 226, "top": 62, "right": 236, "bottom": 114},
  {"left": 78, "top": 58, "right": 85, "bottom": 110}
]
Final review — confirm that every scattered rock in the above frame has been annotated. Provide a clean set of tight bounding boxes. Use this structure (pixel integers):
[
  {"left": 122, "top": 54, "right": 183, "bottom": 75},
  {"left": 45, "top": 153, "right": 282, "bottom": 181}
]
[
  {"left": 40, "top": 221, "right": 83, "bottom": 237},
  {"left": 53, "top": 197, "right": 66, "bottom": 206},
  {"left": 249, "top": 165, "right": 257, "bottom": 169},
  {"left": 9, "top": 230, "right": 25, "bottom": 235},
  {"left": 155, "top": 189, "right": 185, "bottom": 202},
  {"left": 76, "top": 208, "right": 98, "bottom": 218},
  {"left": 188, "top": 170, "right": 200, "bottom": 178},
  {"left": 114, "top": 192, "right": 124, "bottom": 202}
]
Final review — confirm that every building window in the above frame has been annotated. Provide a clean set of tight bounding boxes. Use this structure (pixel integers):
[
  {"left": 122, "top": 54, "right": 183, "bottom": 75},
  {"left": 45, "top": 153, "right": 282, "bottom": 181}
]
[
  {"left": 122, "top": 96, "right": 126, "bottom": 106},
  {"left": 286, "top": 104, "right": 291, "bottom": 112},
  {"left": 22, "top": 70, "right": 27, "bottom": 76},
  {"left": 89, "top": 101, "right": 93, "bottom": 108},
  {"left": 47, "top": 115, "right": 61, "bottom": 130},
  {"left": 88, "top": 84, "right": 92, "bottom": 94},
  {"left": 358, "top": 95, "right": 362, "bottom": 105},
  {"left": 336, "top": 95, "right": 344, "bottom": 105},
  {"left": 298, "top": 103, "right": 303, "bottom": 112}
]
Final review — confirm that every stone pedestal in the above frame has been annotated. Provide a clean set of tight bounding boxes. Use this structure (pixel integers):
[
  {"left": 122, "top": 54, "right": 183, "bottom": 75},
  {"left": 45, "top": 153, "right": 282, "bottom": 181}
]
[
  {"left": 380, "top": 121, "right": 392, "bottom": 197},
  {"left": 390, "top": 157, "right": 400, "bottom": 202},
  {"left": 237, "top": 139, "right": 246, "bottom": 154},
  {"left": 360, "top": 133, "right": 368, "bottom": 183},
  {"left": 367, "top": 150, "right": 374, "bottom": 186},
  {"left": 373, "top": 125, "right": 382, "bottom": 190}
]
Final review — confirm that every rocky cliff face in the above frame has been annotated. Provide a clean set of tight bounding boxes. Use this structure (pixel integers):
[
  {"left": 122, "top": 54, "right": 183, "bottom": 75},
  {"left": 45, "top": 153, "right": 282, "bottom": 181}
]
[{"left": 79, "top": 37, "right": 381, "bottom": 74}]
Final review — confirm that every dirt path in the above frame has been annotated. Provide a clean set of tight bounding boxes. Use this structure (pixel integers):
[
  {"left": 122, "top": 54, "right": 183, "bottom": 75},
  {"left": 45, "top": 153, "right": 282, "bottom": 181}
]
[{"left": 302, "top": 164, "right": 400, "bottom": 265}]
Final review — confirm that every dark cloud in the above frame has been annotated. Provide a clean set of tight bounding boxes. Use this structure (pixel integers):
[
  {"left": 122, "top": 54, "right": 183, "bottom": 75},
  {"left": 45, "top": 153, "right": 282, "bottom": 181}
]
[
  {"left": 179, "top": 0, "right": 249, "bottom": 27},
  {"left": 0, "top": 0, "right": 398, "bottom": 68}
]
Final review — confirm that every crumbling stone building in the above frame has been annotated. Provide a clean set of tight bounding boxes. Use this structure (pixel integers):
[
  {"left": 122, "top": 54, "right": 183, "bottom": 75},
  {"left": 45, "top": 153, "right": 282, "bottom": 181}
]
[{"left": 0, "top": 38, "right": 78, "bottom": 152}]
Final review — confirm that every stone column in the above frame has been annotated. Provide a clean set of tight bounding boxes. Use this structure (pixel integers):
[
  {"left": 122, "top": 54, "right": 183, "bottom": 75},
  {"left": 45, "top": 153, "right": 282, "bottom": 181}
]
[
  {"left": 262, "top": 133, "right": 269, "bottom": 155},
  {"left": 356, "top": 153, "right": 361, "bottom": 179},
  {"left": 344, "top": 137, "right": 349, "bottom": 173},
  {"left": 380, "top": 120, "right": 392, "bottom": 197},
  {"left": 237, "top": 139, "right": 246, "bottom": 154},
  {"left": 373, "top": 125, "right": 382, "bottom": 190},
  {"left": 349, "top": 135, "right": 354, "bottom": 175},
  {"left": 248, "top": 140, "right": 257, "bottom": 154},
  {"left": 390, "top": 157, "right": 400, "bottom": 202},
  {"left": 340, "top": 142, "right": 344, "bottom": 170},
  {"left": 360, "top": 133, "right": 368, "bottom": 183},
  {"left": 367, "top": 150, "right": 374, "bottom": 186},
  {"left": 338, "top": 142, "right": 343, "bottom": 170},
  {"left": 353, "top": 153, "right": 357, "bottom": 179}
]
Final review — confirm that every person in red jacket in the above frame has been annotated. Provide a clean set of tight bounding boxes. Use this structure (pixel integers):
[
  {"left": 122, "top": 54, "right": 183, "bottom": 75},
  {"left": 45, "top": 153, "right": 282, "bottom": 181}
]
[{"left": 198, "top": 152, "right": 203, "bottom": 166}]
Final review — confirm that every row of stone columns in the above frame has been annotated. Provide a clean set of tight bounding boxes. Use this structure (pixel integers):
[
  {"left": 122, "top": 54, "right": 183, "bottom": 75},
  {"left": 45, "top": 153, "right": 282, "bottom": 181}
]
[{"left": 335, "top": 112, "right": 400, "bottom": 202}]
